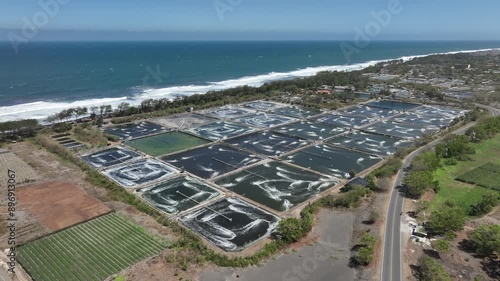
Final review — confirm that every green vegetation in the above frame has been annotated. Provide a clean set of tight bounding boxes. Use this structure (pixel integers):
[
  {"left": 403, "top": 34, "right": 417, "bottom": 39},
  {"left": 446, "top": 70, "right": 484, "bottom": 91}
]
[
  {"left": 456, "top": 163, "right": 500, "bottom": 190},
  {"left": 0, "top": 119, "right": 39, "bottom": 141},
  {"left": 17, "top": 214, "right": 166, "bottom": 281},
  {"left": 416, "top": 256, "right": 451, "bottom": 281},
  {"left": 277, "top": 218, "right": 303, "bottom": 243},
  {"left": 404, "top": 170, "right": 440, "bottom": 198},
  {"left": 431, "top": 239, "right": 450, "bottom": 254},
  {"left": 469, "top": 192, "right": 499, "bottom": 216},
  {"left": 435, "top": 135, "right": 475, "bottom": 161},
  {"left": 372, "top": 157, "right": 403, "bottom": 178},
  {"left": 466, "top": 116, "right": 500, "bottom": 142},
  {"left": 430, "top": 133, "right": 500, "bottom": 214},
  {"left": 72, "top": 123, "right": 109, "bottom": 147},
  {"left": 427, "top": 201, "right": 466, "bottom": 235},
  {"left": 353, "top": 233, "right": 377, "bottom": 266},
  {"left": 402, "top": 152, "right": 441, "bottom": 198},
  {"left": 467, "top": 224, "right": 500, "bottom": 258},
  {"left": 322, "top": 187, "right": 371, "bottom": 209}
]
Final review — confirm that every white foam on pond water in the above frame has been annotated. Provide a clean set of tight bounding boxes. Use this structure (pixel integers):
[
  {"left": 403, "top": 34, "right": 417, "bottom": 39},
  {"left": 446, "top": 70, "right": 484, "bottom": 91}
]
[
  {"left": 180, "top": 197, "right": 280, "bottom": 252},
  {"left": 103, "top": 158, "right": 178, "bottom": 188},
  {"left": 216, "top": 162, "right": 340, "bottom": 211}
]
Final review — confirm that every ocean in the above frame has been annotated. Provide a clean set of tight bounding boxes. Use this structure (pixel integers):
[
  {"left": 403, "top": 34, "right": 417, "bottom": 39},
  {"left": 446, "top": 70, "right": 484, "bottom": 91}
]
[{"left": 1, "top": 40, "right": 500, "bottom": 122}]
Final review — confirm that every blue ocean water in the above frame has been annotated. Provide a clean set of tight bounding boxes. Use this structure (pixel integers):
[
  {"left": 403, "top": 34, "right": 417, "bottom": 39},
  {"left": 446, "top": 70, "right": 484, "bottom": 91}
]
[{"left": 1, "top": 40, "right": 500, "bottom": 121}]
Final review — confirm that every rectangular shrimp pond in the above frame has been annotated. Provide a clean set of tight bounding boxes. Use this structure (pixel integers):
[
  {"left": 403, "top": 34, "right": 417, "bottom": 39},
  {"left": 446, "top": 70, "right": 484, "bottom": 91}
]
[
  {"left": 238, "top": 100, "right": 287, "bottom": 111},
  {"left": 105, "top": 121, "right": 165, "bottom": 140},
  {"left": 216, "top": 162, "right": 339, "bottom": 211},
  {"left": 140, "top": 176, "right": 222, "bottom": 214},
  {"left": 313, "top": 113, "right": 375, "bottom": 128},
  {"left": 366, "top": 100, "right": 421, "bottom": 111},
  {"left": 188, "top": 121, "right": 255, "bottom": 141},
  {"left": 273, "top": 121, "right": 347, "bottom": 140},
  {"left": 328, "top": 130, "right": 414, "bottom": 156},
  {"left": 103, "top": 159, "right": 178, "bottom": 188},
  {"left": 82, "top": 147, "right": 143, "bottom": 168},
  {"left": 270, "top": 106, "right": 322, "bottom": 119},
  {"left": 199, "top": 105, "right": 255, "bottom": 120},
  {"left": 224, "top": 131, "right": 309, "bottom": 156},
  {"left": 363, "top": 120, "right": 439, "bottom": 139},
  {"left": 180, "top": 197, "right": 280, "bottom": 252},
  {"left": 125, "top": 131, "right": 210, "bottom": 157},
  {"left": 160, "top": 144, "right": 262, "bottom": 179},
  {"left": 336, "top": 105, "right": 400, "bottom": 119},
  {"left": 234, "top": 113, "right": 297, "bottom": 128},
  {"left": 282, "top": 144, "right": 382, "bottom": 178}
]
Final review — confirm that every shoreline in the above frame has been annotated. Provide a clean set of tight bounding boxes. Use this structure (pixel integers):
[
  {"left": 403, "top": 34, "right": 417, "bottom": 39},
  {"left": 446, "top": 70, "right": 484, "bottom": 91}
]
[{"left": 1, "top": 47, "right": 499, "bottom": 122}]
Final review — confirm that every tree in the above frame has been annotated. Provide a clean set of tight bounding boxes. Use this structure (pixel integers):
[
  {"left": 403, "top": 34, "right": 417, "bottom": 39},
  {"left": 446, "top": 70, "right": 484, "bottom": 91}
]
[
  {"left": 468, "top": 224, "right": 500, "bottom": 257},
  {"left": 360, "top": 233, "right": 376, "bottom": 247},
  {"left": 427, "top": 204, "right": 466, "bottom": 235},
  {"left": 354, "top": 233, "right": 376, "bottom": 266},
  {"left": 355, "top": 246, "right": 374, "bottom": 266},
  {"left": 277, "top": 218, "right": 303, "bottom": 243},
  {"left": 117, "top": 102, "right": 131, "bottom": 116},
  {"left": 417, "top": 255, "right": 451, "bottom": 281},
  {"left": 431, "top": 239, "right": 450, "bottom": 254},
  {"left": 411, "top": 152, "right": 441, "bottom": 172},
  {"left": 404, "top": 171, "right": 438, "bottom": 198},
  {"left": 469, "top": 192, "right": 499, "bottom": 216}
]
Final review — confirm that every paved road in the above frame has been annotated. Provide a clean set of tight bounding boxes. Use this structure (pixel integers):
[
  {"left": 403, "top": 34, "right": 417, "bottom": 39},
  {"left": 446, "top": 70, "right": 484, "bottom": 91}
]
[{"left": 380, "top": 103, "right": 499, "bottom": 281}]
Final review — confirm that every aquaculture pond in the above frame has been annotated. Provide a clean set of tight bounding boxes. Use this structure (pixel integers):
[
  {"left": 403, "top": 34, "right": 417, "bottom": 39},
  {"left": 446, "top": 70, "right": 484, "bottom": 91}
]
[
  {"left": 180, "top": 197, "right": 280, "bottom": 252},
  {"left": 225, "top": 131, "right": 308, "bottom": 156},
  {"left": 105, "top": 121, "right": 165, "bottom": 139},
  {"left": 103, "top": 159, "right": 178, "bottom": 188},
  {"left": 161, "top": 144, "right": 262, "bottom": 179},
  {"left": 328, "top": 130, "right": 414, "bottom": 156},
  {"left": 82, "top": 147, "right": 143, "bottom": 168},
  {"left": 125, "top": 131, "right": 210, "bottom": 157},
  {"left": 216, "top": 162, "right": 339, "bottom": 211},
  {"left": 188, "top": 121, "right": 255, "bottom": 141},
  {"left": 141, "top": 176, "right": 221, "bottom": 214},
  {"left": 273, "top": 121, "right": 347, "bottom": 141},
  {"left": 282, "top": 144, "right": 382, "bottom": 178}
]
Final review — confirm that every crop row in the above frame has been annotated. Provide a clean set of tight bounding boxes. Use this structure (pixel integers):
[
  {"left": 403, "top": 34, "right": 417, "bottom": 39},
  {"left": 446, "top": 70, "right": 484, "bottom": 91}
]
[
  {"left": 456, "top": 163, "right": 500, "bottom": 191},
  {"left": 18, "top": 214, "right": 166, "bottom": 281}
]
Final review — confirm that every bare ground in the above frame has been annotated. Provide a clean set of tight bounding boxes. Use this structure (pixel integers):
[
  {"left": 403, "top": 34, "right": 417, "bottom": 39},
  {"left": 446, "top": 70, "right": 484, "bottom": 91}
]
[
  {"left": 403, "top": 197, "right": 500, "bottom": 281},
  {"left": 17, "top": 182, "right": 112, "bottom": 232}
]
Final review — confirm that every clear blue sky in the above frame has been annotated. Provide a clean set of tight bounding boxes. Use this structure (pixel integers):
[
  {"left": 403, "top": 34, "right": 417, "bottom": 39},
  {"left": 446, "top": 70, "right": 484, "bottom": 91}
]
[{"left": 1, "top": 0, "right": 499, "bottom": 40}]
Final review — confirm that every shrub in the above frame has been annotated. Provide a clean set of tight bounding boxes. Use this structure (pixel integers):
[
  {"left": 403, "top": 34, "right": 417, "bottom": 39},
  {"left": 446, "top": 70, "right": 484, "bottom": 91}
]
[
  {"left": 468, "top": 224, "right": 500, "bottom": 257},
  {"left": 417, "top": 256, "right": 451, "bottom": 281},
  {"left": 277, "top": 218, "right": 303, "bottom": 243}
]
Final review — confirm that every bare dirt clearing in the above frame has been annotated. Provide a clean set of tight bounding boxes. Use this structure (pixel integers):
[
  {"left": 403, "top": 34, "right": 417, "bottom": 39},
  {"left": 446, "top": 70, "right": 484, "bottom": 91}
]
[{"left": 17, "top": 182, "right": 112, "bottom": 231}]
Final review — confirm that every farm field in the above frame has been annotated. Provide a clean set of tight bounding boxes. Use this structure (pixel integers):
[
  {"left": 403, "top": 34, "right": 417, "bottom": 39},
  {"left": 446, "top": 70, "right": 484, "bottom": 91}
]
[
  {"left": 456, "top": 163, "right": 500, "bottom": 190},
  {"left": 17, "top": 182, "right": 112, "bottom": 231},
  {"left": 0, "top": 150, "right": 38, "bottom": 186},
  {"left": 430, "top": 134, "right": 500, "bottom": 213},
  {"left": 17, "top": 213, "right": 166, "bottom": 281}
]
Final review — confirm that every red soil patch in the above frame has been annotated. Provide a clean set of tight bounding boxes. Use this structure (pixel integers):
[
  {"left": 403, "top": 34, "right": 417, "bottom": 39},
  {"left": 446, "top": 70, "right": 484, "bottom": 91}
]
[{"left": 17, "top": 182, "right": 112, "bottom": 232}]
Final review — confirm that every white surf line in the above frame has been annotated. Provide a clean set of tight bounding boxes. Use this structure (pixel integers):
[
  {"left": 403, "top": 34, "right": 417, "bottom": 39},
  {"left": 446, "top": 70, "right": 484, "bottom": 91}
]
[
  {"left": 176, "top": 190, "right": 232, "bottom": 222},
  {"left": 212, "top": 157, "right": 267, "bottom": 180}
]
